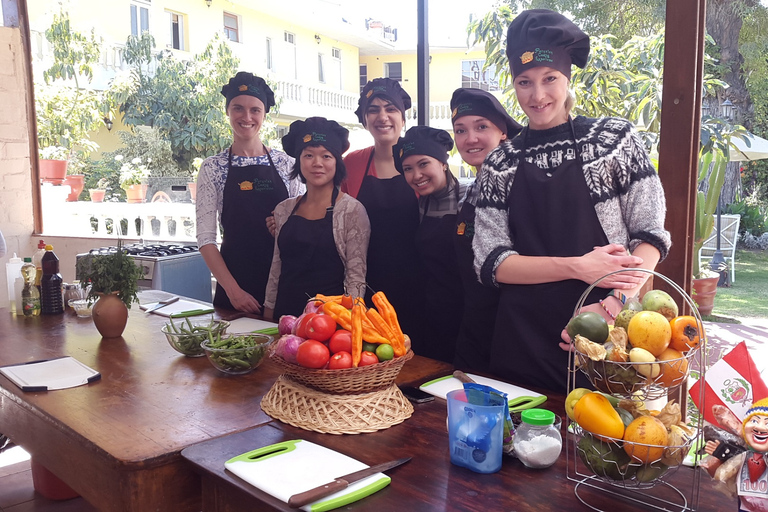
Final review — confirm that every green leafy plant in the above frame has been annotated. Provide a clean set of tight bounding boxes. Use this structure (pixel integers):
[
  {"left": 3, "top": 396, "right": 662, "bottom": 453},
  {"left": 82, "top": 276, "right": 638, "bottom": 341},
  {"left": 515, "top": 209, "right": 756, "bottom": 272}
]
[
  {"left": 76, "top": 242, "right": 143, "bottom": 308},
  {"left": 118, "top": 156, "right": 151, "bottom": 189}
]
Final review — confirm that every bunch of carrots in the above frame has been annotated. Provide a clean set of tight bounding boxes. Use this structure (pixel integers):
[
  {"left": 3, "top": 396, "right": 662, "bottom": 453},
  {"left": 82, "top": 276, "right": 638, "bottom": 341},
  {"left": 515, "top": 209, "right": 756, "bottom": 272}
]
[{"left": 310, "top": 291, "right": 407, "bottom": 367}]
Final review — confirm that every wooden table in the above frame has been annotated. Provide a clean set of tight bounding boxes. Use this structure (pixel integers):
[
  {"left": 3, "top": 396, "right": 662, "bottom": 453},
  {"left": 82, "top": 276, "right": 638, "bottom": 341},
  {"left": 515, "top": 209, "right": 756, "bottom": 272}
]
[{"left": 0, "top": 306, "right": 451, "bottom": 511}]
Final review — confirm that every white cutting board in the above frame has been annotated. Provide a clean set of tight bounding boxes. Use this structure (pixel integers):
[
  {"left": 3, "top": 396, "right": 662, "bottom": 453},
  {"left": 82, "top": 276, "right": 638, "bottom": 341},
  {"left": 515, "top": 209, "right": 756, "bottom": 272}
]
[
  {"left": 419, "top": 373, "right": 543, "bottom": 401},
  {"left": 140, "top": 299, "right": 213, "bottom": 317},
  {"left": 225, "top": 440, "right": 390, "bottom": 512},
  {"left": 227, "top": 317, "right": 277, "bottom": 333}
]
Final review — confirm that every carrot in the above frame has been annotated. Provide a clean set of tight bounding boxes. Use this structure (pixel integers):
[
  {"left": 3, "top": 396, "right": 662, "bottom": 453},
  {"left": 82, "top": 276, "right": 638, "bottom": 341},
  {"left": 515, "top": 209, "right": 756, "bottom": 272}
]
[{"left": 351, "top": 303, "right": 364, "bottom": 367}]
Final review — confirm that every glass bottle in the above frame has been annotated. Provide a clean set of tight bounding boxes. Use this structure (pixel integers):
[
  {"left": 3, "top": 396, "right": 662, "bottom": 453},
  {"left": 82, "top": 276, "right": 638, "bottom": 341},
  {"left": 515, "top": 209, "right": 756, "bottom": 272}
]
[
  {"left": 21, "top": 258, "right": 41, "bottom": 317},
  {"left": 32, "top": 239, "right": 46, "bottom": 289},
  {"left": 512, "top": 409, "right": 562, "bottom": 469},
  {"left": 40, "top": 245, "right": 64, "bottom": 315}
]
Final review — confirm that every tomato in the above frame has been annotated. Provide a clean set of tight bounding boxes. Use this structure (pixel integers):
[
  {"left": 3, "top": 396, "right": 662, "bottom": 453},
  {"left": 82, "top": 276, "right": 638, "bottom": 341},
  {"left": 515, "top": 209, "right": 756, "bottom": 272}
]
[
  {"left": 294, "top": 313, "right": 317, "bottom": 339},
  {"left": 328, "top": 351, "right": 353, "bottom": 369},
  {"left": 296, "top": 339, "right": 330, "bottom": 368},
  {"left": 359, "top": 351, "right": 379, "bottom": 367},
  {"left": 306, "top": 314, "right": 336, "bottom": 342},
  {"left": 328, "top": 329, "right": 352, "bottom": 354}
]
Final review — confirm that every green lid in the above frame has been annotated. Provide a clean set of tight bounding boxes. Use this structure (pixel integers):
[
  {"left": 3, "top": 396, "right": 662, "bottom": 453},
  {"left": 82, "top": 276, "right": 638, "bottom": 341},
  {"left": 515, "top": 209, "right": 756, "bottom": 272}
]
[
  {"left": 521, "top": 408, "right": 556, "bottom": 426},
  {"left": 24, "top": 257, "right": 32, "bottom": 262}
]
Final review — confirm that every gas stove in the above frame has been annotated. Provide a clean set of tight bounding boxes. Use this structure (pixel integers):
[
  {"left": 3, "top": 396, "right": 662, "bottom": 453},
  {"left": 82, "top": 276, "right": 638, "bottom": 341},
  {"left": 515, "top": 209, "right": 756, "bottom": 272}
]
[{"left": 76, "top": 243, "right": 212, "bottom": 302}]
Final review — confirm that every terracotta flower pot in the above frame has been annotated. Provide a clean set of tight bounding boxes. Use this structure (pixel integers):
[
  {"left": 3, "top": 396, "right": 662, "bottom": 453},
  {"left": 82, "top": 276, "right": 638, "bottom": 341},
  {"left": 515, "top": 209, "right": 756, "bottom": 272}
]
[
  {"left": 39, "top": 159, "right": 68, "bottom": 185},
  {"left": 92, "top": 292, "right": 129, "bottom": 338},
  {"left": 188, "top": 182, "right": 197, "bottom": 202},
  {"left": 64, "top": 174, "right": 85, "bottom": 201},
  {"left": 125, "top": 184, "right": 148, "bottom": 203},
  {"left": 692, "top": 276, "right": 719, "bottom": 316},
  {"left": 89, "top": 189, "right": 106, "bottom": 202}
]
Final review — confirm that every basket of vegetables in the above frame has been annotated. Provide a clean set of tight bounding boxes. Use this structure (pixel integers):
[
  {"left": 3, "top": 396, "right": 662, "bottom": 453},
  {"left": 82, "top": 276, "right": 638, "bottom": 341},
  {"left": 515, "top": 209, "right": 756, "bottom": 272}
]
[
  {"left": 161, "top": 317, "right": 230, "bottom": 357},
  {"left": 269, "top": 292, "right": 413, "bottom": 395},
  {"left": 568, "top": 269, "right": 704, "bottom": 401}
]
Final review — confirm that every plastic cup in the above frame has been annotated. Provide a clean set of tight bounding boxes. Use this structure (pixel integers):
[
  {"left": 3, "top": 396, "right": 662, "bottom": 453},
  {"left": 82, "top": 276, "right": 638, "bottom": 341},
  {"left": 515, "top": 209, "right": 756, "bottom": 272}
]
[{"left": 446, "top": 389, "right": 505, "bottom": 474}]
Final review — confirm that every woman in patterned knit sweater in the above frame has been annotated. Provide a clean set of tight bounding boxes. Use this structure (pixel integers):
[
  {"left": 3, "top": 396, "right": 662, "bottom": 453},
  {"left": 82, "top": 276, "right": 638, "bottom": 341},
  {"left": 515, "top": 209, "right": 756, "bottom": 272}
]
[{"left": 472, "top": 9, "right": 671, "bottom": 393}]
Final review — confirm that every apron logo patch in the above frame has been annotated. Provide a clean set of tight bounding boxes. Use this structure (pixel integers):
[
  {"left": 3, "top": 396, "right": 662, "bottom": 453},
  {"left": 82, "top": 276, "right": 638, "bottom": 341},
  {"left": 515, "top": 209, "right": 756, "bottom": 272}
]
[
  {"left": 457, "top": 222, "right": 466, "bottom": 235},
  {"left": 239, "top": 181, "right": 254, "bottom": 191}
]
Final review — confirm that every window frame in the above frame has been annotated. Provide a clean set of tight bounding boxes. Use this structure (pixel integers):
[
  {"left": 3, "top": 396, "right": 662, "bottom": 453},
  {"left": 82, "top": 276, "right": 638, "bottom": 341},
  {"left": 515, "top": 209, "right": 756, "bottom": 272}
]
[
  {"left": 359, "top": 64, "right": 367, "bottom": 93},
  {"left": 223, "top": 12, "right": 240, "bottom": 43},
  {"left": 384, "top": 61, "right": 402, "bottom": 81},
  {"left": 318, "top": 53, "right": 325, "bottom": 83},
  {"left": 266, "top": 37, "right": 273, "bottom": 71},
  {"left": 130, "top": 1, "right": 150, "bottom": 37},
  {"left": 165, "top": 10, "right": 186, "bottom": 51},
  {"left": 461, "top": 59, "right": 499, "bottom": 92}
]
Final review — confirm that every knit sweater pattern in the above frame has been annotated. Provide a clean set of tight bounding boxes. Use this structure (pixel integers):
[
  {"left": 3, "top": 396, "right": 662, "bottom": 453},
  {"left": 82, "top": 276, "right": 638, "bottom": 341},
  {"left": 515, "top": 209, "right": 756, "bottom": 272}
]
[{"left": 473, "top": 116, "right": 672, "bottom": 287}]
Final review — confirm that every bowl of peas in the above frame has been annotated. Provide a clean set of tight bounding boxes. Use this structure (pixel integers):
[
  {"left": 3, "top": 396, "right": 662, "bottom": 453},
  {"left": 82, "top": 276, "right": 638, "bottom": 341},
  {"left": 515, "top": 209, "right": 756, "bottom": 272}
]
[
  {"left": 201, "top": 333, "right": 275, "bottom": 375},
  {"left": 161, "top": 317, "right": 230, "bottom": 357}
]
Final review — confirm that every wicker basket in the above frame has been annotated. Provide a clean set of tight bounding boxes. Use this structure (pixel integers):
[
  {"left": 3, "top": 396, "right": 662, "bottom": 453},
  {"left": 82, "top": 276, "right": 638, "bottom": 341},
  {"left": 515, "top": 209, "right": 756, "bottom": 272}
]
[
  {"left": 270, "top": 348, "right": 414, "bottom": 394},
  {"left": 261, "top": 375, "right": 414, "bottom": 434}
]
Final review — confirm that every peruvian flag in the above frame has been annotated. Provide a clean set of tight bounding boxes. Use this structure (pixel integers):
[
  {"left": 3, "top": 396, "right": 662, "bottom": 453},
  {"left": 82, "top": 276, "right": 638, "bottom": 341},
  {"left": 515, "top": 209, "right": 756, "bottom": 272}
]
[{"left": 689, "top": 341, "right": 768, "bottom": 425}]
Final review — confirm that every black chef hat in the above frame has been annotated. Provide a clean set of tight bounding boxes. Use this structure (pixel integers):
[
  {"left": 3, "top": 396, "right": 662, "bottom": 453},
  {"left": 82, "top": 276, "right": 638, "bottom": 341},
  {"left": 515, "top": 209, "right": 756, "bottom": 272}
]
[
  {"left": 355, "top": 78, "right": 412, "bottom": 125},
  {"left": 281, "top": 117, "right": 350, "bottom": 160},
  {"left": 505, "top": 9, "right": 590, "bottom": 79},
  {"left": 450, "top": 88, "right": 523, "bottom": 137},
  {"left": 393, "top": 126, "right": 454, "bottom": 174},
  {"left": 221, "top": 72, "right": 276, "bottom": 112}
]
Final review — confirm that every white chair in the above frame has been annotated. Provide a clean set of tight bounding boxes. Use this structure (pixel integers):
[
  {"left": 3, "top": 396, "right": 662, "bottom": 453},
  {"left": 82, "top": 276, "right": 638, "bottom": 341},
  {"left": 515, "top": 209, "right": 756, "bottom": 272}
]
[{"left": 698, "top": 214, "right": 741, "bottom": 283}]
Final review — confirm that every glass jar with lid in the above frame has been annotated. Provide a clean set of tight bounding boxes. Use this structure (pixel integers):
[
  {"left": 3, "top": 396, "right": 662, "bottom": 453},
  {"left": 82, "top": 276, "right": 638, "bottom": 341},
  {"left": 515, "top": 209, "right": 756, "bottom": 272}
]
[
  {"left": 63, "top": 282, "right": 87, "bottom": 308},
  {"left": 512, "top": 408, "right": 562, "bottom": 469}
]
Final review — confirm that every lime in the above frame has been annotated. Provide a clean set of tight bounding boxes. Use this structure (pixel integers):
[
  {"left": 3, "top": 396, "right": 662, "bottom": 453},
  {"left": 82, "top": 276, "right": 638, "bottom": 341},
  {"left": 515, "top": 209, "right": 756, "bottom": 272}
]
[
  {"left": 362, "top": 341, "right": 377, "bottom": 353},
  {"left": 375, "top": 343, "right": 394, "bottom": 361}
]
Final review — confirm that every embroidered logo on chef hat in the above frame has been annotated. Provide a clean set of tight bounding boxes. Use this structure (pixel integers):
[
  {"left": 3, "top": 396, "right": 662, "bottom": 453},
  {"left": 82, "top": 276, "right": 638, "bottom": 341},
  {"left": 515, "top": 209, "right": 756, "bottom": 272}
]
[{"left": 521, "top": 51, "right": 534, "bottom": 65}]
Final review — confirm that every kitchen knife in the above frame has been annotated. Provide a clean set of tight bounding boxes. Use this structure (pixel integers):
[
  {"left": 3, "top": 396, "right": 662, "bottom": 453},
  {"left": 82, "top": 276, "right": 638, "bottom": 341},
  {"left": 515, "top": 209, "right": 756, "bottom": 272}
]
[
  {"left": 145, "top": 296, "right": 180, "bottom": 313},
  {"left": 287, "top": 457, "right": 410, "bottom": 508}
]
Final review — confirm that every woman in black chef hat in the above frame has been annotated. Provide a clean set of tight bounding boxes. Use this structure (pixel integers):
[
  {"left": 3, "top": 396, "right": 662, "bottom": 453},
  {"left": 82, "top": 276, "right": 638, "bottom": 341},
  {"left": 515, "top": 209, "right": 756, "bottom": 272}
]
[
  {"left": 472, "top": 10, "right": 671, "bottom": 393},
  {"left": 263, "top": 117, "right": 370, "bottom": 319},
  {"left": 449, "top": 88, "right": 522, "bottom": 373},
  {"left": 392, "top": 126, "right": 467, "bottom": 363},
  {"left": 343, "top": 78, "right": 425, "bottom": 346},
  {"left": 196, "top": 72, "right": 304, "bottom": 314}
]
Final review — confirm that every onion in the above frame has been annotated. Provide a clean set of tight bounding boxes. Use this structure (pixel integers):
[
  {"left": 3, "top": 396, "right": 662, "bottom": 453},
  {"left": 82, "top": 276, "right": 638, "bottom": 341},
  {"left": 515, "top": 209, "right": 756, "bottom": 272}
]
[
  {"left": 274, "top": 334, "right": 304, "bottom": 364},
  {"left": 278, "top": 315, "right": 298, "bottom": 336},
  {"left": 304, "top": 300, "right": 322, "bottom": 314}
]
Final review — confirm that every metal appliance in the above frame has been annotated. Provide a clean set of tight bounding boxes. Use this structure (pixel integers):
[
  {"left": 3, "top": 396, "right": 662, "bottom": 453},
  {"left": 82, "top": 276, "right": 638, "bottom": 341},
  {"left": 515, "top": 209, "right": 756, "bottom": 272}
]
[{"left": 76, "top": 243, "right": 212, "bottom": 302}]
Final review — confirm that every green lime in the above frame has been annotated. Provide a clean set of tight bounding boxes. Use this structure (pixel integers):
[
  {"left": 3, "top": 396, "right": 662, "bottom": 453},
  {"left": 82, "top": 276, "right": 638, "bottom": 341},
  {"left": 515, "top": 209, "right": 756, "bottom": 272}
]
[
  {"left": 362, "top": 341, "right": 377, "bottom": 353},
  {"left": 375, "top": 344, "right": 394, "bottom": 361}
]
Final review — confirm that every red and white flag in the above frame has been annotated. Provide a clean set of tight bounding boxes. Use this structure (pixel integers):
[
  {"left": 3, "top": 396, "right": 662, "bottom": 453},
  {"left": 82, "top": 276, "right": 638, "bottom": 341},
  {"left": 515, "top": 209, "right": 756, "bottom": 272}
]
[{"left": 690, "top": 341, "right": 768, "bottom": 425}]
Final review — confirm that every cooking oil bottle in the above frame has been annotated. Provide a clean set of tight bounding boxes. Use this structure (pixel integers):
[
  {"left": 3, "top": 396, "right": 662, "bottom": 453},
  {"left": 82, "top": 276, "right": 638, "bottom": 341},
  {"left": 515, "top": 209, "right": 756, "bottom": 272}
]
[
  {"left": 40, "top": 245, "right": 64, "bottom": 315},
  {"left": 21, "top": 257, "right": 41, "bottom": 317}
]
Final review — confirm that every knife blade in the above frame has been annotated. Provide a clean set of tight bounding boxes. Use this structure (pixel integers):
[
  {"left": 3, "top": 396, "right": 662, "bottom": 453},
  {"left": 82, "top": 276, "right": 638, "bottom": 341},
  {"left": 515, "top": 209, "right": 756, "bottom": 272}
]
[
  {"left": 287, "top": 457, "right": 410, "bottom": 508},
  {"left": 145, "top": 296, "right": 179, "bottom": 313}
]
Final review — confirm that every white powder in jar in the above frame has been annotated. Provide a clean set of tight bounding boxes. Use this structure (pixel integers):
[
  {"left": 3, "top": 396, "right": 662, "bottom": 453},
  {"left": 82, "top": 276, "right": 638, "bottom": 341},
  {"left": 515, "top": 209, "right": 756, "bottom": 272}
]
[{"left": 515, "top": 434, "right": 562, "bottom": 468}]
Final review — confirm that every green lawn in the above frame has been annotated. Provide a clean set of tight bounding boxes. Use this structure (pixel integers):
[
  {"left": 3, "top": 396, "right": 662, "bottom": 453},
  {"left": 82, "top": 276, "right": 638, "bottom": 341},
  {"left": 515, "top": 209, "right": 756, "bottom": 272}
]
[{"left": 706, "top": 249, "right": 768, "bottom": 322}]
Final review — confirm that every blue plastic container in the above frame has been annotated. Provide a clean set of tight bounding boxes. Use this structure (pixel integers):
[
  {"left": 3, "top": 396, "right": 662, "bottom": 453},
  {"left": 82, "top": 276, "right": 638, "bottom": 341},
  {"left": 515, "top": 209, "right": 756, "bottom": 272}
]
[{"left": 446, "top": 388, "right": 505, "bottom": 473}]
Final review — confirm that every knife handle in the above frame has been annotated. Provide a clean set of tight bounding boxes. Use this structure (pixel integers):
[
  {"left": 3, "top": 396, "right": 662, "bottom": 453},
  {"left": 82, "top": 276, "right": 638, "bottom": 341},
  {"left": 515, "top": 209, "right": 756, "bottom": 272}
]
[
  {"left": 288, "top": 478, "right": 348, "bottom": 508},
  {"left": 453, "top": 370, "right": 475, "bottom": 384}
]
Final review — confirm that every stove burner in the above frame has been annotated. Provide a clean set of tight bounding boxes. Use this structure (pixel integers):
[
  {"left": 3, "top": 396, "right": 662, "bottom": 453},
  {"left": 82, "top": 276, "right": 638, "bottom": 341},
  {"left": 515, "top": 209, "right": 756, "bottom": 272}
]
[{"left": 89, "top": 244, "right": 199, "bottom": 258}]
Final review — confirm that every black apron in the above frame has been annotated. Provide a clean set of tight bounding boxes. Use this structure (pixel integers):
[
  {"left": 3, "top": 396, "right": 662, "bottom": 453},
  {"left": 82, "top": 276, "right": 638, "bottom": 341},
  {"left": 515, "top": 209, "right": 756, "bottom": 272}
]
[
  {"left": 490, "top": 121, "right": 608, "bottom": 394},
  {"left": 356, "top": 151, "right": 425, "bottom": 345},
  {"left": 415, "top": 181, "right": 464, "bottom": 364},
  {"left": 453, "top": 192, "right": 499, "bottom": 373},
  {"left": 273, "top": 188, "right": 345, "bottom": 318},
  {"left": 214, "top": 147, "right": 288, "bottom": 310}
]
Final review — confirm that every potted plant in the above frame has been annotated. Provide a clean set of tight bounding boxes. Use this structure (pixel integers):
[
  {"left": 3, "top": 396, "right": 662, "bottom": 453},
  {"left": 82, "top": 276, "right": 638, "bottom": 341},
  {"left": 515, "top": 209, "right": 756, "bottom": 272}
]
[
  {"left": 118, "top": 155, "right": 151, "bottom": 203},
  {"left": 76, "top": 242, "right": 143, "bottom": 338},
  {"left": 89, "top": 178, "right": 110, "bottom": 202},
  {"left": 38, "top": 146, "right": 70, "bottom": 184}
]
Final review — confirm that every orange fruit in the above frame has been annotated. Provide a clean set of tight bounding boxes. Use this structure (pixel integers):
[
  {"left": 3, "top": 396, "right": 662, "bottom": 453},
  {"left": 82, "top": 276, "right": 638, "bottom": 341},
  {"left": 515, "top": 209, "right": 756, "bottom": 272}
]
[
  {"left": 627, "top": 311, "right": 671, "bottom": 357},
  {"left": 657, "top": 347, "right": 689, "bottom": 387},
  {"left": 623, "top": 416, "right": 668, "bottom": 463},
  {"left": 668, "top": 316, "right": 701, "bottom": 352}
]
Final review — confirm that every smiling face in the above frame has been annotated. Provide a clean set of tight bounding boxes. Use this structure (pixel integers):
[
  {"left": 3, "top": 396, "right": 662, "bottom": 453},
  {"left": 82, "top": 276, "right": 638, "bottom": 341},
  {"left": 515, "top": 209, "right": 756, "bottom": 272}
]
[
  {"left": 401, "top": 154, "right": 448, "bottom": 196},
  {"left": 453, "top": 115, "right": 507, "bottom": 168},
  {"left": 227, "top": 95, "right": 266, "bottom": 142},
  {"left": 513, "top": 66, "right": 570, "bottom": 130},
  {"left": 300, "top": 145, "right": 336, "bottom": 189},
  {"left": 744, "top": 413, "right": 768, "bottom": 453},
  {"left": 364, "top": 96, "right": 405, "bottom": 145}
]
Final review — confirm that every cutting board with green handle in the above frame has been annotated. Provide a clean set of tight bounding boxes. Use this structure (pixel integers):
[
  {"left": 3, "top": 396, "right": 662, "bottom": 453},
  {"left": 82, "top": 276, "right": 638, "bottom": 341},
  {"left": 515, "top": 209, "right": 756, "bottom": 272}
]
[{"left": 224, "top": 439, "right": 390, "bottom": 512}]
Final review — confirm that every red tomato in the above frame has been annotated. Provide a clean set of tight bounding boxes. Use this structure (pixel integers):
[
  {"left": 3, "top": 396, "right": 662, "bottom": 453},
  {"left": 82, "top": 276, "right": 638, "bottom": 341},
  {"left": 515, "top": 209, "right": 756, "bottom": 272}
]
[
  {"left": 306, "top": 314, "right": 336, "bottom": 342},
  {"left": 328, "top": 329, "right": 353, "bottom": 354},
  {"left": 359, "top": 351, "right": 379, "bottom": 367},
  {"left": 296, "top": 339, "right": 330, "bottom": 369},
  {"left": 294, "top": 313, "right": 317, "bottom": 339},
  {"left": 328, "top": 351, "right": 353, "bottom": 369}
]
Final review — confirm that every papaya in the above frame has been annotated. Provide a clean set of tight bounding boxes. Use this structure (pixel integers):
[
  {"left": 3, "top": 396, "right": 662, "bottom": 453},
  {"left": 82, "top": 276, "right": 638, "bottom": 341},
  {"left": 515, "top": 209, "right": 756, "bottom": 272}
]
[{"left": 573, "top": 392, "right": 625, "bottom": 441}]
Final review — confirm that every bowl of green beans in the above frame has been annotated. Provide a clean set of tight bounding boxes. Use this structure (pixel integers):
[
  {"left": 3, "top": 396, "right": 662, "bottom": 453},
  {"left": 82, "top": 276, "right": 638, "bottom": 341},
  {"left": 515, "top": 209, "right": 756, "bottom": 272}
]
[
  {"left": 161, "top": 317, "right": 230, "bottom": 357},
  {"left": 201, "top": 333, "right": 275, "bottom": 375}
]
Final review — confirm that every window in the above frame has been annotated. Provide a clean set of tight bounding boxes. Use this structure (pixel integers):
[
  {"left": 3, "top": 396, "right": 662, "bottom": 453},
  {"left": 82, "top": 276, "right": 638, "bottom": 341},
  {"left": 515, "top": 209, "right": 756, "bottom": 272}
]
[
  {"left": 330, "top": 47, "right": 342, "bottom": 89},
  {"left": 384, "top": 62, "right": 402, "bottom": 81},
  {"left": 318, "top": 53, "right": 325, "bottom": 83},
  {"left": 223, "top": 13, "right": 239, "bottom": 43},
  {"left": 130, "top": 2, "right": 150, "bottom": 36},
  {"left": 359, "top": 64, "right": 367, "bottom": 92},
  {"left": 284, "top": 31, "right": 295, "bottom": 44},
  {"left": 332, "top": 47, "right": 341, "bottom": 60},
  {"left": 166, "top": 11, "right": 185, "bottom": 51},
  {"left": 266, "top": 37, "right": 273, "bottom": 71},
  {"left": 461, "top": 60, "right": 499, "bottom": 91},
  {"left": 284, "top": 31, "right": 296, "bottom": 79}
]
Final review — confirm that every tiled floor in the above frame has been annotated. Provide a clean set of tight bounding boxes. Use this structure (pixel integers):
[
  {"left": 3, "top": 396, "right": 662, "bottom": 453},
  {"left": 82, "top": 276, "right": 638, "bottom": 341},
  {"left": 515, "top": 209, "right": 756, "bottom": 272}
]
[{"left": 0, "top": 446, "right": 97, "bottom": 512}]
